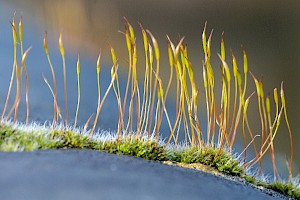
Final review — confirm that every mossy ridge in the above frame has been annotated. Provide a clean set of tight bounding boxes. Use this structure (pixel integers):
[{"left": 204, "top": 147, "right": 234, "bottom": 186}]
[
  {"left": 0, "top": 124, "right": 299, "bottom": 199},
  {"left": 267, "top": 181, "right": 300, "bottom": 199}
]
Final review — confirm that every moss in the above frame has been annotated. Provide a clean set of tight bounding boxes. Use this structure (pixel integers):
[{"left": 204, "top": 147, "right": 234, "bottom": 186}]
[
  {"left": 267, "top": 182, "right": 300, "bottom": 199},
  {"left": 52, "top": 130, "right": 98, "bottom": 149},
  {"left": 0, "top": 125, "right": 53, "bottom": 151},
  {"left": 0, "top": 124, "right": 299, "bottom": 199},
  {"left": 100, "top": 138, "right": 168, "bottom": 161},
  {"left": 170, "top": 147, "right": 243, "bottom": 176},
  {"left": 240, "top": 174, "right": 300, "bottom": 199},
  {"left": 242, "top": 174, "right": 257, "bottom": 185},
  {"left": 0, "top": 126, "right": 97, "bottom": 151}
]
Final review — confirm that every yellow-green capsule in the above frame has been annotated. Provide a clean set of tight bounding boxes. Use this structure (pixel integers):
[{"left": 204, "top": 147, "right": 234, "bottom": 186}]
[
  {"left": 243, "top": 92, "right": 255, "bottom": 115},
  {"left": 128, "top": 24, "right": 135, "bottom": 43},
  {"left": 158, "top": 79, "right": 164, "bottom": 99},
  {"left": 221, "top": 32, "right": 225, "bottom": 61},
  {"left": 77, "top": 54, "right": 80, "bottom": 75},
  {"left": 243, "top": 98, "right": 250, "bottom": 115},
  {"left": 202, "top": 22, "right": 207, "bottom": 55},
  {"left": 243, "top": 48, "right": 248, "bottom": 74},
  {"left": 43, "top": 33, "right": 49, "bottom": 55},
  {"left": 167, "top": 43, "right": 174, "bottom": 68},
  {"left": 123, "top": 17, "right": 135, "bottom": 44},
  {"left": 219, "top": 55, "right": 231, "bottom": 83},
  {"left": 187, "top": 62, "right": 194, "bottom": 82},
  {"left": 232, "top": 53, "right": 238, "bottom": 78},
  {"left": 207, "top": 32, "right": 212, "bottom": 59},
  {"left": 277, "top": 112, "right": 282, "bottom": 126},
  {"left": 140, "top": 25, "right": 149, "bottom": 52},
  {"left": 21, "top": 47, "right": 32, "bottom": 66},
  {"left": 19, "top": 16, "right": 23, "bottom": 44},
  {"left": 193, "top": 89, "right": 199, "bottom": 104},
  {"left": 266, "top": 96, "right": 271, "bottom": 114},
  {"left": 12, "top": 19, "right": 17, "bottom": 47},
  {"left": 207, "top": 63, "right": 214, "bottom": 88},
  {"left": 133, "top": 46, "right": 137, "bottom": 80},
  {"left": 147, "top": 30, "right": 160, "bottom": 61},
  {"left": 274, "top": 88, "right": 278, "bottom": 106},
  {"left": 125, "top": 30, "right": 132, "bottom": 53},
  {"left": 255, "top": 80, "right": 260, "bottom": 97},
  {"left": 59, "top": 33, "right": 65, "bottom": 56},
  {"left": 110, "top": 47, "right": 117, "bottom": 66},
  {"left": 203, "top": 65, "right": 208, "bottom": 88},
  {"left": 96, "top": 50, "right": 101, "bottom": 75},
  {"left": 280, "top": 83, "right": 286, "bottom": 107},
  {"left": 259, "top": 81, "right": 264, "bottom": 99},
  {"left": 251, "top": 74, "right": 260, "bottom": 97}
]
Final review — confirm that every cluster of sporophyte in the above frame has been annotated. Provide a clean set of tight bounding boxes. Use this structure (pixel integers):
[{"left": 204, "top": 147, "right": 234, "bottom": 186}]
[{"left": 0, "top": 14, "right": 299, "bottom": 199}]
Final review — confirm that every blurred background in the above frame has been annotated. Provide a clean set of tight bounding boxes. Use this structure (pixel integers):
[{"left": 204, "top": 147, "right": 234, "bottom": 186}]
[{"left": 0, "top": 0, "right": 299, "bottom": 177}]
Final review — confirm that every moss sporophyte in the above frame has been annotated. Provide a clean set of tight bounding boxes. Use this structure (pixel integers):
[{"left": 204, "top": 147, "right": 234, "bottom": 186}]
[{"left": 0, "top": 15, "right": 299, "bottom": 199}]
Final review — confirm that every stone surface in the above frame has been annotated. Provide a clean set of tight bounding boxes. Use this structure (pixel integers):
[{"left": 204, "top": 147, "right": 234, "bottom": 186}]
[{"left": 0, "top": 149, "right": 285, "bottom": 200}]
